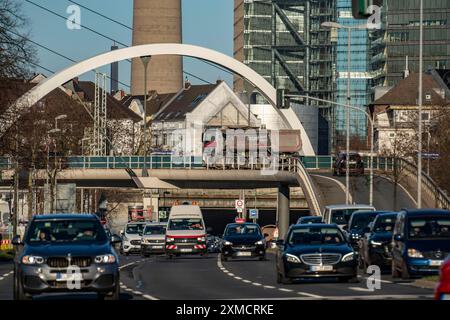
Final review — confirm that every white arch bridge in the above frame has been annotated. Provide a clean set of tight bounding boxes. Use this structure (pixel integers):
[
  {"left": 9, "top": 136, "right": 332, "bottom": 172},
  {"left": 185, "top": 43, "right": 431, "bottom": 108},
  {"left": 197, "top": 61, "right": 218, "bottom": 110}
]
[{"left": 1, "top": 43, "right": 326, "bottom": 237}]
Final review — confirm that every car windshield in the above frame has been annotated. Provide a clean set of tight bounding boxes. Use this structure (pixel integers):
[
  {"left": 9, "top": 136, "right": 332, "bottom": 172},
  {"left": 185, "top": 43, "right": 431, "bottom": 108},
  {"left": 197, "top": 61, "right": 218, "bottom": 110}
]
[
  {"left": 144, "top": 225, "right": 166, "bottom": 235},
  {"left": 225, "top": 224, "right": 261, "bottom": 237},
  {"left": 408, "top": 217, "right": 450, "bottom": 239},
  {"left": 331, "top": 209, "right": 368, "bottom": 225},
  {"left": 350, "top": 213, "right": 378, "bottom": 230},
  {"left": 126, "top": 224, "right": 145, "bottom": 234},
  {"left": 168, "top": 218, "right": 204, "bottom": 231},
  {"left": 373, "top": 215, "right": 396, "bottom": 233},
  {"left": 26, "top": 220, "right": 107, "bottom": 243},
  {"left": 288, "top": 227, "right": 345, "bottom": 245}
]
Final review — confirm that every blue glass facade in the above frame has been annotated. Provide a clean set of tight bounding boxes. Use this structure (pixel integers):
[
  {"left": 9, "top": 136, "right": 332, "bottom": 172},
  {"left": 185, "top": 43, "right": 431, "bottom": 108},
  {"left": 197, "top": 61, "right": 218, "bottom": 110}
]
[{"left": 335, "top": 0, "right": 370, "bottom": 145}]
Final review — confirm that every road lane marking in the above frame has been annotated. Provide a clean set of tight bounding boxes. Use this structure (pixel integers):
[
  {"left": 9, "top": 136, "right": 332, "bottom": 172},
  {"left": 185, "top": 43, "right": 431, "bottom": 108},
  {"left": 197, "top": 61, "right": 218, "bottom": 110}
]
[
  {"left": 118, "top": 257, "right": 160, "bottom": 300},
  {"left": 216, "top": 255, "right": 325, "bottom": 299},
  {"left": 142, "top": 294, "right": 159, "bottom": 300},
  {"left": 349, "top": 287, "right": 376, "bottom": 292}
]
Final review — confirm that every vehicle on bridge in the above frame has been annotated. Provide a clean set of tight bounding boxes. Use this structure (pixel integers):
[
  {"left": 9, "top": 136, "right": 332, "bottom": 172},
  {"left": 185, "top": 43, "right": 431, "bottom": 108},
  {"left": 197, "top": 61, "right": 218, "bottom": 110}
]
[
  {"left": 347, "top": 210, "right": 391, "bottom": 250},
  {"left": 275, "top": 224, "right": 358, "bottom": 284},
  {"left": 12, "top": 214, "right": 122, "bottom": 300},
  {"left": 140, "top": 222, "right": 167, "bottom": 257},
  {"left": 120, "top": 221, "right": 146, "bottom": 256},
  {"left": 323, "top": 204, "right": 376, "bottom": 229},
  {"left": 391, "top": 209, "right": 450, "bottom": 279},
  {"left": 359, "top": 212, "right": 398, "bottom": 271},
  {"left": 220, "top": 222, "right": 266, "bottom": 261},
  {"left": 296, "top": 216, "right": 323, "bottom": 225},
  {"left": 435, "top": 256, "right": 450, "bottom": 300},
  {"left": 165, "top": 205, "right": 208, "bottom": 258},
  {"left": 333, "top": 152, "right": 364, "bottom": 176}
]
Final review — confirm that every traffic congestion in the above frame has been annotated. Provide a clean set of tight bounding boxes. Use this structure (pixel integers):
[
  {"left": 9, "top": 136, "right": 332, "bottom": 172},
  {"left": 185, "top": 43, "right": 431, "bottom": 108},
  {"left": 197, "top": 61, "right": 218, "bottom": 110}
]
[{"left": 6, "top": 202, "right": 450, "bottom": 300}]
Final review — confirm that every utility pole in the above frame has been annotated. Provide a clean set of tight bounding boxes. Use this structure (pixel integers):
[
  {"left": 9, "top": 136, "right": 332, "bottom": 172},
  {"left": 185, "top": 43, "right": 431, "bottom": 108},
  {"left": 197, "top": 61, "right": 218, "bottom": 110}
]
[{"left": 417, "top": 0, "right": 424, "bottom": 208}]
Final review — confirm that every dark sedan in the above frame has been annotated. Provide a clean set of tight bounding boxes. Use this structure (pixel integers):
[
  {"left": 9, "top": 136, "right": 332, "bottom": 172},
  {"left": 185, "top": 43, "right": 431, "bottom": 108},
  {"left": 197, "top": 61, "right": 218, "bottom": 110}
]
[
  {"left": 347, "top": 210, "right": 389, "bottom": 250},
  {"left": 359, "top": 212, "right": 398, "bottom": 271},
  {"left": 12, "top": 214, "right": 122, "bottom": 300},
  {"left": 276, "top": 224, "right": 358, "bottom": 284},
  {"left": 220, "top": 223, "right": 266, "bottom": 261}
]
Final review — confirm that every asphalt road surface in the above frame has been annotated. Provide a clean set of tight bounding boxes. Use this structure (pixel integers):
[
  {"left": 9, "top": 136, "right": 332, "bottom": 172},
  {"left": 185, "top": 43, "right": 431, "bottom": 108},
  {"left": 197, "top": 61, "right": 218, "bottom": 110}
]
[
  {"left": 312, "top": 173, "right": 416, "bottom": 210},
  {"left": 0, "top": 252, "right": 434, "bottom": 300}
]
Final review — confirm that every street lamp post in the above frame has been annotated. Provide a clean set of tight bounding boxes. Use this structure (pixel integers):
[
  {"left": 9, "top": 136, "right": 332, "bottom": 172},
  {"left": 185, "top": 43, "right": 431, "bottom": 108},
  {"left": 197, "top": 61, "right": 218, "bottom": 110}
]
[
  {"left": 141, "top": 55, "right": 151, "bottom": 178},
  {"left": 417, "top": 0, "right": 424, "bottom": 208},
  {"left": 322, "top": 21, "right": 368, "bottom": 205}
]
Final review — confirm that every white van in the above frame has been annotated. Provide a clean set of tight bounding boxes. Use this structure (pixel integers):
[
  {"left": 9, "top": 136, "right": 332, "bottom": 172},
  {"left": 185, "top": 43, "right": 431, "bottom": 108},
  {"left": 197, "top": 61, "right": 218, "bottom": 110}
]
[
  {"left": 323, "top": 204, "right": 376, "bottom": 229},
  {"left": 165, "top": 205, "right": 208, "bottom": 258}
]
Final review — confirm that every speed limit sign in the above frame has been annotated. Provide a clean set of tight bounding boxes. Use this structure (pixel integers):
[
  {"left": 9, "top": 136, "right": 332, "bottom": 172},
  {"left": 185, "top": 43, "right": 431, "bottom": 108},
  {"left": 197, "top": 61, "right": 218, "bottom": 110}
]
[{"left": 235, "top": 199, "right": 244, "bottom": 212}]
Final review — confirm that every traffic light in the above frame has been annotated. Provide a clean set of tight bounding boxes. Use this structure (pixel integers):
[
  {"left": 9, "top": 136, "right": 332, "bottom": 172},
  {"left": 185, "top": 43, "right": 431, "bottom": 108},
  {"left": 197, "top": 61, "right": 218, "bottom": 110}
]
[
  {"left": 352, "top": 0, "right": 382, "bottom": 19},
  {"left": 276, "top": 89, "right": 290, "bottom": 109}
]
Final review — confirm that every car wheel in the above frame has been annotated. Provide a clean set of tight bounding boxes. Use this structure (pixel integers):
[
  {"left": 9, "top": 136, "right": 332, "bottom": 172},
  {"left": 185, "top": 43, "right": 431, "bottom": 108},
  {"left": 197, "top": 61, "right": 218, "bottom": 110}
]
[
  {"left": 167, "top": 254, "right": 173, "bottom": 260},
  {"left": 124, "top": 252, "right": 129, "bottom": 256},
  {"left": 221, "top": 254, "right": 228, "bottom": 262},
  {"left": 401, "top": 262, "right": 410, "bottom": 280},
  {"left": 13, "top": 271, "right": 31, "bottom": 301},
  {"left": 391, "top": 260, "right": 401, "bottom": 279},
  {"left": 143, "top": 254, "right": 150, "bottom": 258},
  {"left": 106, "top": 280, "right": 120, "bottom": 300},
  {"left": 259, "top": 255, "right": 266, "bottom": 261}
]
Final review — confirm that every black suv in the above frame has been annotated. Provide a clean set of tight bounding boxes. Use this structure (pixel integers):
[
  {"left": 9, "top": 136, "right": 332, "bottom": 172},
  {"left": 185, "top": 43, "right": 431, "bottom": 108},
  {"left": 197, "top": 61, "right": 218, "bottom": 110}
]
[
  {"left": 12, "top": 214, "right": 122, "bottom": 300},
  {"left": 220, "top": 223, "right": 266, "bottom": 261}
]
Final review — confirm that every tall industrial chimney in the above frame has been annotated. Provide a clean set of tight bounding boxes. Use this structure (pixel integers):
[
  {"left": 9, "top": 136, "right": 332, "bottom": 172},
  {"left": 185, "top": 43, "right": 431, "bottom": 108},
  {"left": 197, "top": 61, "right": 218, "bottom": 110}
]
[
  {"left": 110, "top": 44, "right": 119, "bottom": 93},
  {"left": 131, "top": 0, "right": 183, "bottom": 95}
]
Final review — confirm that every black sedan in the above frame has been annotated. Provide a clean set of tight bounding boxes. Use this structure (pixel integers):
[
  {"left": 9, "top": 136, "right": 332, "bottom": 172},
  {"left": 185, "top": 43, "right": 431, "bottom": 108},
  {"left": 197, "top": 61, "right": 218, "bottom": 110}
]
[
  {"left": 359, "top": 212, "right": 398, "bottom": 271},
  {"left": 346, "top": 210, "right": 389, "bottom": 250},
  {"left": 12, "top": 214, "right": 122, "bottom": 300},
  {"left": 220, "top": 223, "right": 266, "bottom": 261},
  {"left": 276, "top": 224, "right": 358, "bottom": 284},
  {"left": 296, "top": 216, "right": 323, "bottom": 225}
]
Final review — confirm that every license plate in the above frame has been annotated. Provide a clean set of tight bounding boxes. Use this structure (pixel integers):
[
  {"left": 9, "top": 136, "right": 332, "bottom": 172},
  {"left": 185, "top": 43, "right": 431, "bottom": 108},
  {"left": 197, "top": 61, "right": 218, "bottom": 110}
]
[
  {"left": 311, "top": 265, "right": 333, "bottom": 272},
  {"left": 429, "top": 260, "right": 443, "bottom": 266},
  {"left": 180, "top": 248, "right": 192, "bottom": 253},
  {"left": 152, "top": 245, "right": 163, "bottom": 249},
  {"left": 236, "top": 252, "right": 252, "bottom": 257},
  {"left": 56, "top": 273, "right": 82, "bottom": 282},
  {"left": 441, "top": 294, "right": 450, "bottom": 300}
]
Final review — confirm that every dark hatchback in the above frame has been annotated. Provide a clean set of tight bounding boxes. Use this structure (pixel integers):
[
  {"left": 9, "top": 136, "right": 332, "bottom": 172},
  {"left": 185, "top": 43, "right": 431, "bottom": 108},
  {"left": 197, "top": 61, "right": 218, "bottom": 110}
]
[
  {"left": 220, "top": 223, "right": 266, "bottom": 261},
  {"left": 347, "top": 210, "right": 389, "bottom": 250},
  {"left": 359, "top": 212, "right": 398, "bottom": 271},
  {"left": 333, "top": 152, "right": 364, "bottom": 176},
  {"left": 12, "top": 214, "right": 122, "bottom": 300},
  {"left": 276, "top": 224, "right": 358, "bottom": 284},
  {"left": 392, "top": 209, "right": 450, "bottom": 279}
]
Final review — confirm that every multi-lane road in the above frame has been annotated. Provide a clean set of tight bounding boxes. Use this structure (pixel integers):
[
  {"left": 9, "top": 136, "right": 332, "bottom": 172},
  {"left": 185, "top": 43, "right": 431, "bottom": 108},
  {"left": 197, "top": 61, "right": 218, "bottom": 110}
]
[{"left": 0, "top": 252, "right": 435, "bottom": 300}]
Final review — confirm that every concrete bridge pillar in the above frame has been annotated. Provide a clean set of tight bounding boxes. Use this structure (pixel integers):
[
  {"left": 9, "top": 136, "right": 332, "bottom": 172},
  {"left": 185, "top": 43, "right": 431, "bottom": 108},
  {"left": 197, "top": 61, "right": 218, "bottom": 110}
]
[{"left": 277, "top": 184, "right": 290, "bottom": 240}]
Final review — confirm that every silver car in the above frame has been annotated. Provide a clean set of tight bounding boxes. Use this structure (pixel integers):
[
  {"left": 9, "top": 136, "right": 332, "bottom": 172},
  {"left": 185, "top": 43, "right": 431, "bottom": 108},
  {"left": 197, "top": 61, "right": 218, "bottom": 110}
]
[
  {"left": 141, "top": 223, "right": 167, "bottom": 257},
  {"left": 120, "top": 222, "right": 146, "bottom": 255}
]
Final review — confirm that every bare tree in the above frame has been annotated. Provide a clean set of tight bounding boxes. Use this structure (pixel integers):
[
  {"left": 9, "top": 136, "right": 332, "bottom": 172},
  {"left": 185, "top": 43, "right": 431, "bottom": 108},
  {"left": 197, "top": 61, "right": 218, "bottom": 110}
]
[{"left": 0, "top": 0, "right": 37, "bottom": 78}]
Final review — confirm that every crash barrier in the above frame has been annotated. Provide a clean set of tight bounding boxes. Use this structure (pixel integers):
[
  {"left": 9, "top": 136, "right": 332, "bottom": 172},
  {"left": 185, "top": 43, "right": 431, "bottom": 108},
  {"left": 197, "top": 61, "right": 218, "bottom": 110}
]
[{"left": 0, "top": 239, "right": 13, "bottom": 251}]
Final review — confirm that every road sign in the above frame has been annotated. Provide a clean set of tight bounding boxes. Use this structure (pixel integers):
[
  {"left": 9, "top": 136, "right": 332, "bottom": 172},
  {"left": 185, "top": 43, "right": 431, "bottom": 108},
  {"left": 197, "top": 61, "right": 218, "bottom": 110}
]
[
  {"left": 249, "top": 209, "right": 259, "bottom": 219},
  {"left": 235, "top": 199, "right": 244, "bottom": 213}
]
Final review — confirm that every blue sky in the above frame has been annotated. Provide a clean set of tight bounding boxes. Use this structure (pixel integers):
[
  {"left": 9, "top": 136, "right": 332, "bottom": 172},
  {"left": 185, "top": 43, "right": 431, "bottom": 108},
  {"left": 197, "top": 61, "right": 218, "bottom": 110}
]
[{"left": 21, "top": 0, "right": 234, "bottom": 92}]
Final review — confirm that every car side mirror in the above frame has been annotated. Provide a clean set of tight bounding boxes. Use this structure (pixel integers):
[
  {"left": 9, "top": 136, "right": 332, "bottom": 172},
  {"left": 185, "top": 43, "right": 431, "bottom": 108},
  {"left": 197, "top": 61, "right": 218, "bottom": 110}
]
[
  {"left": 275, "top": 239, "right": 284, "bottom": 246},
  {"left": 393, "top": 234, "right": 403, "bottom": 242},
  {"left": 363, "top": 227, "right": 371, "bottom": 234},
  {"left": 110, "top": 234, "right": 122, "bottom": 244},
  {"left": 206, "top": 227, "right": 213, "bottom": 234},
  {"left": 342, "top": 225, "right": 348, "bottom": 231},
  {"left": 12, "top": 235, "right": 23, "bottom": 246},
  {"left": 120, "top": 230, "right": 124, "bottom": 235},
  {"left": 263, "top": 233, "right": 269, "bottom": 238}
]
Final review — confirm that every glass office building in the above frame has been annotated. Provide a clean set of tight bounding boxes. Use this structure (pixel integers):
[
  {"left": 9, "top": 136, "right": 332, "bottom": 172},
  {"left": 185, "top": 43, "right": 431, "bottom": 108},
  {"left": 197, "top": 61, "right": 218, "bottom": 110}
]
[
  {"left": 371, "top": 0, "right": 450, "bottom": 88},
  {"left": 334, "top": 0, "right": 370, "bottom": 148}
]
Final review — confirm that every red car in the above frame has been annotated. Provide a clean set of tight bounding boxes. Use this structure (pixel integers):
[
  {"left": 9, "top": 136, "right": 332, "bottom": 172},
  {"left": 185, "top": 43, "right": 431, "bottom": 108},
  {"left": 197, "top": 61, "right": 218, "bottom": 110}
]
[{"left": 435, "top": 257, "right": 450, "bottom": 300}]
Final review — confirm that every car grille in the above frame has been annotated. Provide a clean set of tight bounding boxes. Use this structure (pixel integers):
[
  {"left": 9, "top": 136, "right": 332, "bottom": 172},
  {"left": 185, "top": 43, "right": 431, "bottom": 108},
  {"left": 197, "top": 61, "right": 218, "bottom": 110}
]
[
  {"left": 422, "top": 250, "right": 449, "bottom": 260},
  {"left": 147, "top": 239, "right": 165, "bottom": 244},
  {"left": 174, "top": 238, "right": 198, "bottom": 244},
  {"left": 130, "top": 240, "right": 141, "bottom": 245},
  {"left": 232, "top": 245, "right": 256, "bottom": 251},
  {"left": 47, "top": 257, "right": 92, "bottom": 268},
  {"left": 300, "top": 253, "right": 342, "bottom": 265}
]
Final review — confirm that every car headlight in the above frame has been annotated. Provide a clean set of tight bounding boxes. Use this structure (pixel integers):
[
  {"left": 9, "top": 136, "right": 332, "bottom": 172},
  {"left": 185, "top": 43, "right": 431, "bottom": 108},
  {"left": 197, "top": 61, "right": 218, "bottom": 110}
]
[
  {"left": 285, "top": 253, "right": 301, "bottom": 263},
  {"left": 370, "top": 240, "right": 383, "bottom": 246},
  {"left": 197, "top": 237, "right": 206, "bottom": 242},
  {"left": 95, "top": 254, "right": 116, "bottom": 264},
  {"left": 342, "top": 252, "right": 355, "bottom": 262},
  {"left": 351, "top": 234, "right": 360, "bottom": 239},
  {"left": 223, "top": 241, "right": 233, "bottom": 246},
  {"left": 407, "top": 248, "right": 424, "bottom": 258},
  {"left": 255, "top": 240, "right": 265, "bottom": 245},
  {"left": 166, "top": 237, "right": 175, "bottom": 242},
  {"left": 22, "top": 255, "right": 44, "bottom": 265}
]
